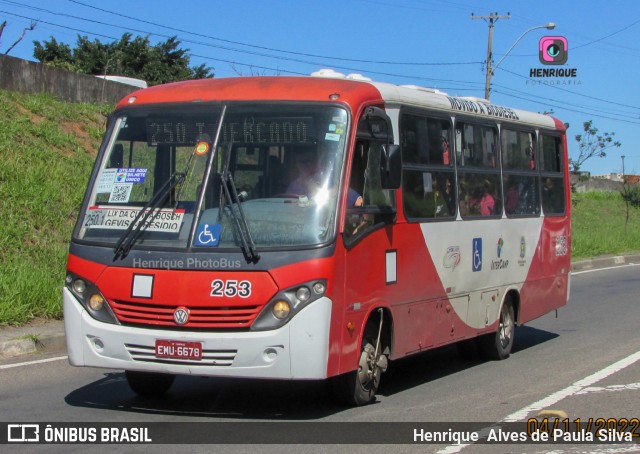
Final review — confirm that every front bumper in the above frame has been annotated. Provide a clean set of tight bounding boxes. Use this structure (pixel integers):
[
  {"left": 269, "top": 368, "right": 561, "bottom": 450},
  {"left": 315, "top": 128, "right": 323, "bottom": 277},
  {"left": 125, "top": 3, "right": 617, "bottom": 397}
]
[{"left": 63, "top": 287, "right": 331, "bottom": 379}]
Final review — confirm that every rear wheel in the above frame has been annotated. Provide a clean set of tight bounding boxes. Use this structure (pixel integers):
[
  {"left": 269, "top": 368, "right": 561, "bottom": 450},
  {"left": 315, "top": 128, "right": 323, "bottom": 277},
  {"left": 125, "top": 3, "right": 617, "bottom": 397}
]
[
  {"left": 480, "top": 300, "right": 515, "bottom": 360},
  {"left": 125, "top": 371, "right": 175, "bottom": 396}
]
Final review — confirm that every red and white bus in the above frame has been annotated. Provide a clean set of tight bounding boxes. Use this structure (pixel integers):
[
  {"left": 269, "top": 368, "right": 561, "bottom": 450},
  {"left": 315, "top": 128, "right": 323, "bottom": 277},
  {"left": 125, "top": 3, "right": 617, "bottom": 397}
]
[{"left": 64, "top": 72, "right": 570, "bottom": 405}]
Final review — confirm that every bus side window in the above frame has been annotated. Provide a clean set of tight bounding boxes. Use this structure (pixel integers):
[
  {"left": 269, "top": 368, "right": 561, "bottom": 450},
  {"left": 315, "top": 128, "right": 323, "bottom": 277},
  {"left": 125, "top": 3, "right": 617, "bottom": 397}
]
[
  {"left": 539, "top": 134, "right": 565, "bottom": 216},
  {"left": 344, "top": 140, "right": 394, "bottom": 240}
]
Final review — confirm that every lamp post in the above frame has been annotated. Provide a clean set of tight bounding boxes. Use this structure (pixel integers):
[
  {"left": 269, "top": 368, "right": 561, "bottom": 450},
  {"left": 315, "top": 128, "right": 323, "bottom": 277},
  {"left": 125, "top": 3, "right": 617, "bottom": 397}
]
[{"left": 484, "top": 22, "right": 556, "bottom": 101}]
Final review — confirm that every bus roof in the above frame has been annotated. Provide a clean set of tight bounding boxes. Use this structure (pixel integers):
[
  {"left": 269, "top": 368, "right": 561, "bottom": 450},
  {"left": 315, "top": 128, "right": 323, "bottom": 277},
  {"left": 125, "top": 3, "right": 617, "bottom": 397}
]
[
  {"left": 370, "top": 81, "right": 562, "bottom": 130},
  {"left": 117, "top": 76, "right": 563, "bottom": 131}
]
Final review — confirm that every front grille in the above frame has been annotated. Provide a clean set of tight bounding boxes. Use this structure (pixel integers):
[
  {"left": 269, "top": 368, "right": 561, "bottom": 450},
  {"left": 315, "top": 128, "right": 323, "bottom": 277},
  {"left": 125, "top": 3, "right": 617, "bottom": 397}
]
[
  {"left": 125, "top": 343, "right": 237, "bottom": 366},
  {"left": 111, "top": 300, "right": 263, "bottom": 329}
]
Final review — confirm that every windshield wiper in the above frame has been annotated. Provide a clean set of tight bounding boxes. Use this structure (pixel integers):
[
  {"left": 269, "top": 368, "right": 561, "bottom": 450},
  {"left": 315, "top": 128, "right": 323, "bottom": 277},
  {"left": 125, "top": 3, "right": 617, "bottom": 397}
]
[
  {"left": 113, "top": 172, "right": 185, "bottom": 260},
  {"left": 114, "top": 138, "right": 206, "bottom": 259},
  {"left": 218, "top": 143, "right": 260, "bottom": 263}
]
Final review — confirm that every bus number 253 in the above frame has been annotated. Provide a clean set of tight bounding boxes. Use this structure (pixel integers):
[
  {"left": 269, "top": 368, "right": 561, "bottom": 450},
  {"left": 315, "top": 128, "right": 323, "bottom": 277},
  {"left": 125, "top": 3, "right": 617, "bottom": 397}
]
[{"left": 210, "top": 279, "right": 252, "bottom": 298}]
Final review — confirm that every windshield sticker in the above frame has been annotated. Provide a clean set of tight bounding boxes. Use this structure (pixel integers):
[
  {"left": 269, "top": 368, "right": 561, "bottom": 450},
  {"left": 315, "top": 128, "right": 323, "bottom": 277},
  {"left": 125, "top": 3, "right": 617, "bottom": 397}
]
[
  {"left": 108, "top": 183, "right": 133, "bottom": 203},
  {"left": 83, "top": 206, "right": 185, "bottom": 232},
  {"left": 195, "top": 141, "right": 210, "bottom": 155},
  {"left": 96, "top": 169, "right": 117, "bottom": 193},
  {"left": 195, "top": 223, "right": 222, "bottom": 247},
  {"left": 115, "top": 168, "right": 147, "bottom": 184},
  {"left": 325, "top": 132, "right": 340, "bottom": 142}
]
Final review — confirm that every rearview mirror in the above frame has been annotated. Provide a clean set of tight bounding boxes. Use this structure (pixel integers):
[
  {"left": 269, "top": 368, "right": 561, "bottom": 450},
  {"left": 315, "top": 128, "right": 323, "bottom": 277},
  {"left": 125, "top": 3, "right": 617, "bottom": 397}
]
[{"left": 380, "top": 144, "right": 401, "bottom": 190}]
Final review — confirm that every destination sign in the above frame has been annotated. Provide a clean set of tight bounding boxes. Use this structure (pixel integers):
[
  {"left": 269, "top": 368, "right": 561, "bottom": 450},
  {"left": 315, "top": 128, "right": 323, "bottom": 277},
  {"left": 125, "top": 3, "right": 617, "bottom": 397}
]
[{"left": 147, "top": 116, "right": 315, "bottom": 146}]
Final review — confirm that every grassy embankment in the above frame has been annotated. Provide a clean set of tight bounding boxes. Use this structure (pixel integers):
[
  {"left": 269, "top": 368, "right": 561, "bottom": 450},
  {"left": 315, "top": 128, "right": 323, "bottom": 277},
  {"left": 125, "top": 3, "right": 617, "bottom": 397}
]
[
  {"left": 0, "top": 90, "right": 110, "bottom": 325},
  {"left": 0, "top": 89, "right": 638, "bottom": 326},
  {"left": 571, "top": 190, "right": 640, "bottom": 259}
]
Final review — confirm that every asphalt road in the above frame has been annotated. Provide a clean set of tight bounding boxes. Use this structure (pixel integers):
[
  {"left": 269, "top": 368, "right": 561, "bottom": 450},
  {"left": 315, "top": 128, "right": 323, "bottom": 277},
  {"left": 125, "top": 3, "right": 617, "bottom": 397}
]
[{"left": 1, "top": 263, "right": 639, "bottom": 454}]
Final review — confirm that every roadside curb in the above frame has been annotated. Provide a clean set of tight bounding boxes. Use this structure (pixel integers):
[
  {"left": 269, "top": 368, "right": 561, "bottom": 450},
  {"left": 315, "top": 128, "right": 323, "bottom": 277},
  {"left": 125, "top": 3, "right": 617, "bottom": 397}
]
[
  {"left": 570, "top": 253, "right": 640, "bottom": 272},
  {"left": 0, "top": 320, "right": 66, "bottom": 361},
  {"left": 1, "top": 252, "right": 639, "bottom": 361}
]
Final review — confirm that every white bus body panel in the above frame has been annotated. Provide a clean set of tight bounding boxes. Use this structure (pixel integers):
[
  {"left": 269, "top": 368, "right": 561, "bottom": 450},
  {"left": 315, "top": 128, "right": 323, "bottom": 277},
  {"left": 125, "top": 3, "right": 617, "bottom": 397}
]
[{"left": 63, "top": 288, "right": 332, "bottom": 380}]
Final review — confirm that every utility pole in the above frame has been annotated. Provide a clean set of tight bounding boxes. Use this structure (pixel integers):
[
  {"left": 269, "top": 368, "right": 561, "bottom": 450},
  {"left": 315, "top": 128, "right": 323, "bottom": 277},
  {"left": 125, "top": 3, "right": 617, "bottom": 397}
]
[
  {"left": 471, "top": 12, "right": 511, "bottom": 101},
  {"left": 621, "top": 155, "right": 626, "bottom": 181}
]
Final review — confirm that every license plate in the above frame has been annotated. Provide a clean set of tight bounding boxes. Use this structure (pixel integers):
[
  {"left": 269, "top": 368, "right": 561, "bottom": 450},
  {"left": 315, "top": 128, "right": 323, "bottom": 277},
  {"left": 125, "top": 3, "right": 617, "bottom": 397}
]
[{"left": 155, "top": 339, "right": 203, "bottom": 360}]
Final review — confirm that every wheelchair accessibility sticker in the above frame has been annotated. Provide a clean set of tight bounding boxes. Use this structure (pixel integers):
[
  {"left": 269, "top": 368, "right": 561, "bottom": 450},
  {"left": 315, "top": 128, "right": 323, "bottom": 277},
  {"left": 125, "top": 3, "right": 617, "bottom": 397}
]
[
  {"left": 195, "top": 223, "right": 222, "bottom": 247},
  {"left": 472, "top": 237, "right": 482, "bottom": 272}
]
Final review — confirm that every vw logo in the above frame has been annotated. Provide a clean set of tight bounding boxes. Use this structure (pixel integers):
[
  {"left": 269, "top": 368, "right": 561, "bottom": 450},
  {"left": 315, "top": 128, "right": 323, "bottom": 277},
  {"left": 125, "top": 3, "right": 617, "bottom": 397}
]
[{"left": 173, "top": 307, "right": 189, "bottom": 325}]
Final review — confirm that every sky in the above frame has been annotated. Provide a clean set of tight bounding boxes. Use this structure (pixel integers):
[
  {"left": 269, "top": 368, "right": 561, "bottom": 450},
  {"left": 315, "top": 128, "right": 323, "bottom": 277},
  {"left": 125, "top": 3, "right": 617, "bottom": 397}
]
[{"left": 1, "top": 0, "right": 639, "bottom": 176}]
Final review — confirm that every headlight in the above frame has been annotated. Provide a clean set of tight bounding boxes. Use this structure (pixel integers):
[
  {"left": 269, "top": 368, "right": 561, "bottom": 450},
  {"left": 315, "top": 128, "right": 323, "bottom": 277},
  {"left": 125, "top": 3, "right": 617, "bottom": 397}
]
[
  {"left": 65, "top": 271, "right": 118, "bottom": 325},
  {"left": 88, "top": 293, "right": 105, "bottom": 311},
  {"left": 251, "top": 280, "right": 327, "bottom": 331},
  {"left": 295, "top": 287, "right": 311, "bottom": 302},
  {"left": 72, "top": 279, "right": 86, "bottom": 295},
  {"left": 272, "top": 300, "right": 291, "bottom": 319},
  {"left": 312, "top": 282, "right": 326, "bottom": 295}
]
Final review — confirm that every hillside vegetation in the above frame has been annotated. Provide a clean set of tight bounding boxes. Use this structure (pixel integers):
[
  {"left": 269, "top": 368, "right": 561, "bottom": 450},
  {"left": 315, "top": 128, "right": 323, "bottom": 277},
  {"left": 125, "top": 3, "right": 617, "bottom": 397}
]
[
  {"left": 0, "top": 89, "right": 638, "bottom": 325},
  {"left": 571, "top": 190, "right": 640, "bottom": 259},
  {"left": 0, "top": 90, "right": 111, "bottom": 325}
]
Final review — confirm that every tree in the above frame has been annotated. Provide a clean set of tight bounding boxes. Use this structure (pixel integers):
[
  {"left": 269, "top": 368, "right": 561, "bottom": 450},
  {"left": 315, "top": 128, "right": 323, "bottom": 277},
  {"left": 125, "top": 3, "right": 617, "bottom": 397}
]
[
  {"left": 33, "top": 33, "right": 214, "bottom": 85},
  {"left": 620, "top": 180, "right": 640, "bottom": 234},
  {"left": 1, "top": 20, "right": 38, "bottom": 55},
  {"left": 571, "top": 120, "right": 621, "bottom": 172}
]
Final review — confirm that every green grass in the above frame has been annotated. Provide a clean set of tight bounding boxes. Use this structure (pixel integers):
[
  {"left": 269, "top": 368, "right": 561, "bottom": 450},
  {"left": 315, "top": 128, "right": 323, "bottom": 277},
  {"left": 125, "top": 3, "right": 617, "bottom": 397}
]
[
  {"left": 0, "top": 89, "right": 638, "bottom": 325},
  {"left": 571, "top": 190, "right": 640, "bottom": 260},
  {"left": 0, "top": 90, "right": 111, "bottom": 325}
]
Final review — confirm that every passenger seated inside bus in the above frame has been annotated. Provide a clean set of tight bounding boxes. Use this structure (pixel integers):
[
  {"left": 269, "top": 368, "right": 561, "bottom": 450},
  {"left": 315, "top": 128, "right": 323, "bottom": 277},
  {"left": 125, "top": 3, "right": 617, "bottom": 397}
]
[
  {"left": 403, "top": 171, "right": 454, "bottom": 218},
  {"left": 504, "top": 176, "right": 520, "bottom": 215},
  {"left": 461, "top": 181, "right": 495, "bottom": 216},
  {"left": 480, "top": 182, "right": 496, "bottom": 216}
]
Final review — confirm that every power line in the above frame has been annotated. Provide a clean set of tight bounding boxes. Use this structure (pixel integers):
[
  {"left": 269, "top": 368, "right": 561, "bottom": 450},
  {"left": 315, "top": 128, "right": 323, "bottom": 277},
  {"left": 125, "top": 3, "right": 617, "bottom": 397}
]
[
  {"left": 3, "top": 1, "right": 488, "bottom": 86},
  {"left": 0, "top": 8, "right": 486, "bottom": 89},
  {"left": 65, "top": 0, "right": 481, "bottom": 67},
  {"left": 492, "top": 82, "right": 639, "bottom": 118},
  {"left": 497, "top": 67, "right": 640, "bottom": 111},
  {"left": 491, "top": 88, "right": 640, "bottom": 125},
  {"left": 9, "top": 0, "right": 637, "bottom": 117},
  {"left": 569, "top": 17, "right": 640, "bottom": 51}
]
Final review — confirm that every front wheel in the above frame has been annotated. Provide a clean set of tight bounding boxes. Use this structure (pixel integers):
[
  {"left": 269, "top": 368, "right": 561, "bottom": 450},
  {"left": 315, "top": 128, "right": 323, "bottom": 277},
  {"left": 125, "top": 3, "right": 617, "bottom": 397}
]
[
  {"left": 125, "top": 371, "right": 175, "bottom": 396},
  {"left": 332, "top": 341, "right": 389, "bottom": 406},
  {"left": 480, "top": 300, "right": 515, "bottom": 360}
]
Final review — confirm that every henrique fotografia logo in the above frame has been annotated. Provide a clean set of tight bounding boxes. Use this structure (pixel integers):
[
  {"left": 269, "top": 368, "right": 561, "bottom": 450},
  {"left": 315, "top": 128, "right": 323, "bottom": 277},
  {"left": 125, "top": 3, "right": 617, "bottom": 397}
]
[
  {"left": 527, "top": 34, "right": 580, "bottom": 87},
  {"left": 539, "top": 36, "right": 568, "bottom": 65}
]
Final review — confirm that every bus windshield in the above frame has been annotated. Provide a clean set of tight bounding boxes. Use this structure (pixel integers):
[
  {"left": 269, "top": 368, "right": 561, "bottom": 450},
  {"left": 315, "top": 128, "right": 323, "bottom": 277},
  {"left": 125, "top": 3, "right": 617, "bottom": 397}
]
[{"left": 75, "top": 103, "right": 349, "bottom": 252}]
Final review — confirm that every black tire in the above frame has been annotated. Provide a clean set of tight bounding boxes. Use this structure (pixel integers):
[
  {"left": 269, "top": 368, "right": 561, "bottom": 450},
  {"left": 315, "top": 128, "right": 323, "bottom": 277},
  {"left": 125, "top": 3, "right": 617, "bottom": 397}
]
[
  {"left": 332, "top": 341, "right": 386, "bottom": 406},
  {"left": 480, "top": 300, "right": 515, "bottom": 360},
  {"left": 125, "top": 371, "right": 175, "bottom": 396}
]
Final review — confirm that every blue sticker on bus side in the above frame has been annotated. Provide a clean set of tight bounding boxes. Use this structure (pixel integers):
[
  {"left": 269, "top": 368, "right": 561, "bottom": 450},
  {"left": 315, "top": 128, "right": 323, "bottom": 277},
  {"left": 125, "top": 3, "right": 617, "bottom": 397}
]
[
  {"left": 472, "top": 237, "right": 482, "bottom": 272},
  {"left": 195, "top": 223, "right": 222, "bottom": 247}
]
